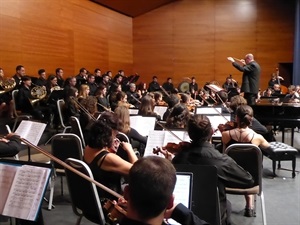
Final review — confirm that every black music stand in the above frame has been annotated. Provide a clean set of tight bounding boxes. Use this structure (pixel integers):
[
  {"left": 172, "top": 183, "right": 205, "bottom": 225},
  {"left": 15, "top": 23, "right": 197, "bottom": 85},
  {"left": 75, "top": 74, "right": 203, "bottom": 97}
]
[{"left": 47, "top": 90, "right": 64, "bottom": 103}]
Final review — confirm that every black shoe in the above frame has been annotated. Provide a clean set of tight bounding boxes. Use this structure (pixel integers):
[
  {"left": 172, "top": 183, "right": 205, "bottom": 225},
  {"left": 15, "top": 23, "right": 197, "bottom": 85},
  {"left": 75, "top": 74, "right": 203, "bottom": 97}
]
[{"left": 244, "top": 208, "right": 256, "bottom": 217}]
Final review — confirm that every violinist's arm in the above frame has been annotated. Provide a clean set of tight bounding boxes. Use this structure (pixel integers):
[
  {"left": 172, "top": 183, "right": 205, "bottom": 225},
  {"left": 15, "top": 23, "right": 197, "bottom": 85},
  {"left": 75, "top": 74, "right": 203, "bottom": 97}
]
[
  {"left": 121, "top": 142, "right": 138, "bottom": 164},
  {"left": 102, "top": 153, "right": 135, "bottom": 176}
]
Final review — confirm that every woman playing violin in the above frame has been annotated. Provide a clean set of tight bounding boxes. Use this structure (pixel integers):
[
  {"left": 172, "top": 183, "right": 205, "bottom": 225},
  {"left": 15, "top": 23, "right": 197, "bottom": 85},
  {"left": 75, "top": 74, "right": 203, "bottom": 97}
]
[
  {"left": 165, "top": 103, "right": 190, "bottom": 129},
  {"left": 83, "top": 112, "right": 138, "bottom": 200}
]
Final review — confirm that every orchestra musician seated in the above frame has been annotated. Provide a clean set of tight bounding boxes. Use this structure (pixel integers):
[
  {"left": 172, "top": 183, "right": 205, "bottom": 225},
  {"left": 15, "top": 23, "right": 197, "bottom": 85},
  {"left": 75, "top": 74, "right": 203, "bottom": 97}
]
[
  {"left": 138, "top": 95, "right": 161, "bottom": 120},
  {"left": 272, "top": 84, "right": 282, "bottom": 96},
  {"left": 189, "top": 77, "right": 199, "bottom": 98},
  {"left": 162, "top": 77, "right": 177, "bottom": 94},
  {"left": 83, "top": 112, "right": 138, "bottom": 200},
  {"left": 116, "top": 91, "right": 134, "bottom": 110},
  {"left": 160, "top": 114, "right": 254, "bottom": 224},
  {"left": 283, "top": 85, "right": 300, "bottom": 103},
  {"left": 95, "top": 84, "right": 111, "bottom": 112},
  {"left": 162, "top": 94, "right": 180, "bottom": 121},
  {"left": 153, "top": 92, "right": 164, "bottom": 106},
  {"left": 64, "top": 86, "right": 80, "bottom": 121},
  {"left": 114, "top": 106, "right": 147, "bottom": 156},
  {"left": 120, "top": 156, "right": 209, "bottom": 225},
  {"left": 108, "top": 82, "right": 122, "bottom": 111},
  {"left": 77, "top": 84, "right": 90, "bottom": 103},
  {"left": 87, "top": 74, "right": 98, "bottom": 96},
  {"left": 137, "top": 82, "right": 148, "bottom": 97},
  {"left": 165, "top": 103, "right": 190, "bottom": 130},
  {"left": 148, "top": 76, "right": 160, "bottom": 93},
  {"left": 126, "top": 83, "right": 141, "bottom": 108},
  {"left": 34, "top": 69, "right": 47, "bottom": 88},
  {"left": 221, "top": 105, "right": 271, "bottom": 217}
]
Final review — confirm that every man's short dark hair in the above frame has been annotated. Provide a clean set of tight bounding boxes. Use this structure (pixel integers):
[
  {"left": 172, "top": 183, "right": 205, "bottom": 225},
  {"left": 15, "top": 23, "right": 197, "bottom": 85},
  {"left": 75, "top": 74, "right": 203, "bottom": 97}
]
[
  {"left": 152, "top": 76, "right": 157, "bottom": 80},
  {"left": 188, "top": 114, "right": 213, "bottom": 142},
  {"left": 94, "top": 68, "right": 101, "bottom": 73},
  {"left": 16, "top": 65, "right": 23, "bottom": 72},
  {"left": 55, "top": 68, "right": 63, "bottom": 74},
  {"left": 38, "top": 69, "right": 45, "bottom": 75},
  {"left": 21, "top": 75, "right": 31, "bottom": 82},
  {"left": 79, "top": 68, "right": 86, "bottom": 73},
  {"left": 128, "top": 156, "right": 176, "bottom": 220}
]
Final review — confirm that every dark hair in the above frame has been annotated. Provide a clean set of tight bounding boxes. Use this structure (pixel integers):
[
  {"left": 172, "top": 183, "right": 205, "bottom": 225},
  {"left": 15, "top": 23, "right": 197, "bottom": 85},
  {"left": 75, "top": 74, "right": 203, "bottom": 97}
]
[
  {"left": 236, "top": 105, "right": 253, "bottom": 128},
  {"left": 166, "top": 103, "right": 190, "bottom": 129},
  {"left": 152, "top": 76, "right": 157, "bottom": 80},
  {"left": 179, "top": 93, "right": 189, "bottom": 104},
  {"left": 94, "top": 68, "right": 101, "bottom": 73},
  {"left": 38, "top": 69, "right": 45, "bottom": 75},
  {"left": 216, "top": 90, "right": 228, "bottom": 103},
  {"left": 21, "top": 76, "right": 31, "bottom": 82},
  {"left": 95, "top": 84, "right": 107, "bottom": 96},
  {"left": 87, "top": 112, "right": 120, "bottom": 149},
  {"left": 79, "top": 68, "right": 86, "bottom": 73},
  {"left": 128, "top": 156, "right": 176, "bottom": 220},
  {"left": 47, "top": 74, "right": 56, "bottom": 81},
  {"left": 16, "top": 65, "right": 23, "bottom": 72},
  {"left": 55, "top": 68, "right": 63, "bottom": 74},
  {"left": 166, "top": 94, "right": 180, "bottom": 109},
  {"left": 116, "top": 91, "right": 126, "bottom": 101},
  {"left": 188, "top": 114, "right": 213, "bottom": 142}
]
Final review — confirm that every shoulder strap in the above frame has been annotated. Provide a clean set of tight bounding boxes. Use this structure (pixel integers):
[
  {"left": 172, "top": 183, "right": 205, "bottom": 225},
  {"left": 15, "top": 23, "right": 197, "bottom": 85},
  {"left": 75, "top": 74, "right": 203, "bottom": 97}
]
[{"left": 94, "top": 149, "right": 109, "bottom": 168}]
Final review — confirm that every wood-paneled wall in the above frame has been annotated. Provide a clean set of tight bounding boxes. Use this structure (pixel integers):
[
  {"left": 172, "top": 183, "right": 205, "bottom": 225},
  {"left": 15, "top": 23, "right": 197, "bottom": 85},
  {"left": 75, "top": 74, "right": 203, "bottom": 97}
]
[
  {"left": 133, "top": 0, "right": 295, "bottom": 90},
  {"left": 0, "top": 0, "right": 132, "bottom": 78}
]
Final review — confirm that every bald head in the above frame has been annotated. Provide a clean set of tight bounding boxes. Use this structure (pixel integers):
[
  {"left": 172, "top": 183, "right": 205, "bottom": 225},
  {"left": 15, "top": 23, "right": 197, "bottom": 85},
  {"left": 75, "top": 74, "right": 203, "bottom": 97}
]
[{"left": 245, "top": 53, "right": 254, "bottom": 64}]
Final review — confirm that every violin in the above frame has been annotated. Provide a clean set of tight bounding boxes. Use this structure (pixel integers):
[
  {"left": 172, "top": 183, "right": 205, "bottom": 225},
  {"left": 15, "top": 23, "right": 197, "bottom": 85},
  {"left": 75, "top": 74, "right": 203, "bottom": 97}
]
[
  {"left": 153, "top": 141, "right": 191, "bottom": 157},
  {"left": 103, "top": 199, "right": 127, "bottom": 223},
  {"left": 217, "top": 121, "right": 237, "bottom": 133}
]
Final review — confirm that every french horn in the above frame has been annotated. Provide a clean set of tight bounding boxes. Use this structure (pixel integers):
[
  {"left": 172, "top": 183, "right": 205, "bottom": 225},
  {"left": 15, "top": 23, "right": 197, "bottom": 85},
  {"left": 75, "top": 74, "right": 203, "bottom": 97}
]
[
  {"left": 29, "top": 84, "right": 47, "bottom": 105},
  {"left": 0, "top": 78, "right": 16, "bottom": 94}
]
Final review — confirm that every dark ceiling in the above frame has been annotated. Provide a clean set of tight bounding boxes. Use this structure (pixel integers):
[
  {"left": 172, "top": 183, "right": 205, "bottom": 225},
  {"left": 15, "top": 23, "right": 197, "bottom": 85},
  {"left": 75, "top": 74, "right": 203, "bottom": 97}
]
[{"left": 91, "top": 0, "right": 178, "bottom": 17}]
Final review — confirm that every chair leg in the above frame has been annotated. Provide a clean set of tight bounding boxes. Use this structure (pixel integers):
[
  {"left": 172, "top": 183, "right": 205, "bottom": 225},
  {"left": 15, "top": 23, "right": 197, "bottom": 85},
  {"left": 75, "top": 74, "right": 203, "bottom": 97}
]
[
  {"left": 60, "top": 176, "right": 64, "bottom": 196},
  {"left": 12, "top": 119, "right": 18, "bottom": 132},
  {"left": 76, "top": 215, "right": 83, "bottom": 225},
  {"left": 260, "top": 192, "right": 267, "bottom": 225},
  {"left": 48, "top": 177, "right": 55, "bottom": 210},
  {"left": 272, "top": 160, "right": 277, "bottom": 176},
  {"left": 277, "top": 160, "right": 281, "bottom": 169},
  {"left": 292, "top": 157, "right": 296, "bottom": 178}
]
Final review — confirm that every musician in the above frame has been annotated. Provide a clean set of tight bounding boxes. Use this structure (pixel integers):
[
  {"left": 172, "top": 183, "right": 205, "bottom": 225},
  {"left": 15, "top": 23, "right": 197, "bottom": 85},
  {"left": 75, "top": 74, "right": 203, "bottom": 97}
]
[
  {"left": 95, "top": 84, "right": 110, "bottom": 112},
  {"left": 162, "top": 94, "right": 180, "bottom": 121},
  {"left": 55, "top": 68, "right": 65, "bottom": 88},
  {"left": 172, "top": 114, "right": 254, "bottom": 224},
  {"left": 121, "top": 156, "right": 208, "bottom": 225},
  {"left": 99, "top": 73, "right": 110, "bottom": 90},
  {"left": 137, "top": 82, "right": 148, "bottom": 97},
  {"left": 272, "top": 84, "right": 282, "bottom": 96},
  {"left": 189, "top": 77, "right": 198, "bottom": 98},
  {"left": 138, "top": 95, "right": 161, "bottom": 120},
  {"left": 165, "top": 103, "right": 190, "bottom": 129},
  {"left": 0, "top": 68, "right": 13, "bottom": 118},
  {"left": 35, "top": 69, "right": 47, "bottom": 87},
  {"left": 75, "top": 67, "right": 88, "bottom": 89},
  {"left": 87, "top": 74, "right": 98, "bottom": 96},
  {"left": 153, "top": 92, "right": 164, "bottom": 106},
  {"left": 63, "top": 76, "right": 77, "bottom": 99},
  {"left": 0, "top": 133, "right": 22, "bottom": 157},
  {"left": 148, "top": 76, "right": 160, "bottom": 92},
  {"left": 162, "top": 77, "right": 176, "bottom": 94},
  {"left": 109, "top": 83, "right": 122, "bottom": 111},
  {"left": 12, "top": 65, "right": 26, "bottom": 89},
  {"left": 283, "top": 85, "right": 300, "bottom": 103},
  {"left": 94, "top": 68, "right": 102, "bottom": 85},
  {"left": 106, "top": 70, "right": 113, "bottom": 80},
  {"left": 64, "top": 86, "right": 80, "bottom": 120},
  {"left": 221, "top": 105, "right": 270, "bottom": 217},
  {"left": 83, "top": 112, "right": 138, "bottom": 199},
  {"left": 113, "top": 74, "right": 123, "bottom": 87},
  {"left": 227, "top": 54, "right": 260, "bottom": 105},
  {"left": 77, "top": 84, "right": 90, "bottom": 103},
  {"left": 46, "top": 74, "right": 58, "bottom": 94},
  {"left": 268, "top": 68, "right": 284, "bottom": 88},
  {"left": 126, "top": 83, "right": 141, "bottom": 108},
  {"left": 222, "top": 76, "right": 237, "bottom": 91},
  {"left": 116, "top": 91, "right": 134, "bottom": 110},
  {"left": 16, "top": 76, "right": 45, "bottom": 120},
  {"left": 114, "top": 106, "right": 147, "bottom": 156}
]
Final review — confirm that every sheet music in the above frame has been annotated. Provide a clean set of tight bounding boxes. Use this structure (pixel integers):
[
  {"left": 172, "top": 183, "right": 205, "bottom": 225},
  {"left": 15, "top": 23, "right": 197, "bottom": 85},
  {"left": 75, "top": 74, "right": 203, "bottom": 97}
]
[
  {"left": 128, "top": 108, "right": 139, "bottom": 115},
  {"left": 167, "top": 174, "right": 192, "bottom": 225},
  {"left": 130, "top": 116, "right": 156, "bottom": 136},
  {"left": 15, "top": 120, "right": 46, "bottom": 145},
  {"left": 163, "top": 131, "right": 188, "bottom": 146},
  {"left": 195, "top": 107, "right": 222, "bottom": 115},
  {"left": 2, "top": 165, "right": 51, "bottom": 221},
  {"left": 144, "top": 130, "right": 165, "bottom": 156},
  {"left": 154, "top": 106, "right": 168, "bottom": 119},
  {"left": 0, "top": 164, "right": 18, "bottom": 213}
]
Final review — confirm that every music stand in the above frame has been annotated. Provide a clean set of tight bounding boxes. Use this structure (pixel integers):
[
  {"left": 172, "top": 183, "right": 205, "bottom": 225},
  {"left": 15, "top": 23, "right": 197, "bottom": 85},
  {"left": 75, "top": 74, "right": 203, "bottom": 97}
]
[{"left": 47, "top": 90, "right": 64, "bottom": 103}]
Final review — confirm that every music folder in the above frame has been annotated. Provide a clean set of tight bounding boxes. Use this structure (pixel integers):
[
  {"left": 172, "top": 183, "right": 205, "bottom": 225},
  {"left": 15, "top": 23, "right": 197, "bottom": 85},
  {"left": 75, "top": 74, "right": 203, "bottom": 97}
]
[{"left": 0, "top": 159, "right": 52, "bottom": 221}]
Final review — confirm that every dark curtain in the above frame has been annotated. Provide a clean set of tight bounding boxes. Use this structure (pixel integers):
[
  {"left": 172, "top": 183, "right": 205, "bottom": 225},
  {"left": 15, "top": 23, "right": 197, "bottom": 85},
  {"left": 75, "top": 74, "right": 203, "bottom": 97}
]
[{"left": 293, "top": 0, "right": 300, "bottom": 85}]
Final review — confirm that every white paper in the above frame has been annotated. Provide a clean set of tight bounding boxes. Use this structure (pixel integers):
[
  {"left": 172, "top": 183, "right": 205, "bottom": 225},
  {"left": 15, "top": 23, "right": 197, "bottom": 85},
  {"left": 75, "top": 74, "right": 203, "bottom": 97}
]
[{"left": 15, "top": 120, "right": 46, "bottom": 146}]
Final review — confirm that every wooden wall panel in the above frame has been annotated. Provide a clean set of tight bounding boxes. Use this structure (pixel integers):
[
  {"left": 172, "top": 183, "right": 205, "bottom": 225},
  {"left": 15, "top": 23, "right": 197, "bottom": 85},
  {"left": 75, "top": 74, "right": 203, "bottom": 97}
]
[
  {"left": 133, "top": 0, "right": 295, "bottom": 91},
  {"left": 0, "top": 0, "right": 133, "bottom": 78}
]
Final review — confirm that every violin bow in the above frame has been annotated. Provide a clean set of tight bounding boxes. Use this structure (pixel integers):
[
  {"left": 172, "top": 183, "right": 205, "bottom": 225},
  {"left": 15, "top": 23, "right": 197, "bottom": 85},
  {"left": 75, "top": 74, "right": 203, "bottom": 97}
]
[
  {"left": 156, "top": 122, "right": 185, "bottom": 143},
  {"left": 20, "top": 137, "right": 123, "bottom": 199}
]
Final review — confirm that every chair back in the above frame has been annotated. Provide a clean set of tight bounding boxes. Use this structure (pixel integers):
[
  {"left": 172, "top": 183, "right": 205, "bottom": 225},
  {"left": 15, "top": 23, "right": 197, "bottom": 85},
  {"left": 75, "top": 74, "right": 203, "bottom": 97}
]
[
  {"left": 174, "top": 164, "right": 221, "bottom": 225},
  {"left": 225, "top": 143, "right": 262, "bottom": 193},
  {"left": 65, "top": 158, "right": 106, "bottom": 225},
  {"left": 70, "top": 116, "right": 86, "bottom": 148},
  {"left": 51, "top": 133, "right": 83, "bottom": 170},
  {"left": 11, "top": 90, "right": 19, "bottom": 117},
  {"left": 57, "top": 99, "right": 71, "bottom": 132}
]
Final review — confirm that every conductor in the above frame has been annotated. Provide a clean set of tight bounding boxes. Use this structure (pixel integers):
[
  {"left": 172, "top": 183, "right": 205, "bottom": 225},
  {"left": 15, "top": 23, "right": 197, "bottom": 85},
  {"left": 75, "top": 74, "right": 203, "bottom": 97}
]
[{"left": 227, "top": 53, "right": 260, "bottom": 105}]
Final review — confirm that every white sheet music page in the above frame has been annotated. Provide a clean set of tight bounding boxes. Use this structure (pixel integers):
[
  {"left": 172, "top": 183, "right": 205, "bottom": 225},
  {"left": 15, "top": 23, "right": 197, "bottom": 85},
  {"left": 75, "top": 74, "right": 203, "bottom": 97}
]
[
  {"left": 163, "top": 131, "right": 189, "bottom": 146},
  {"left": 15, "top": 120, "right": 46, "bottom": 146},
  {"left": 2, "top": 165, "right": 50, "bottom": 221},
  {"left": 0, "top": 164, "right": 18, "bottom": 213},
  {"left": 129, "top": 116, "right": 156, "bottom": 136},
  {"left": 154, "top": 106, "right": 168, "bottom": 119},
  {"left": 144, "top": 130, "right": 165, "bottom": 156}
]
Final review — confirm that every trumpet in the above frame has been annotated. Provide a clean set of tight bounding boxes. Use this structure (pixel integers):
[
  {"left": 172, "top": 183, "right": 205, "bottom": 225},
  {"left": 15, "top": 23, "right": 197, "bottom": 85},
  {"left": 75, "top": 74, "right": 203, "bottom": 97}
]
[{"left": 0, "top": 78, "right": 16, "bottom": 95}]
